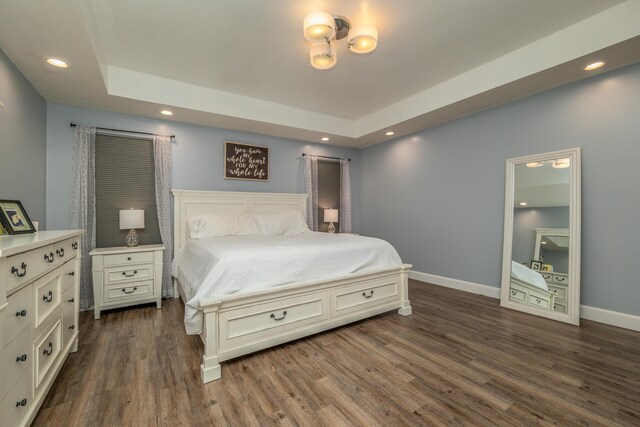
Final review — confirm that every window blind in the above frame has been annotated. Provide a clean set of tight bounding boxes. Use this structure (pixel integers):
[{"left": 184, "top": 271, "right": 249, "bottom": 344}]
[{"left": 94, "top": 134, "right": 162, "bottom": 248}]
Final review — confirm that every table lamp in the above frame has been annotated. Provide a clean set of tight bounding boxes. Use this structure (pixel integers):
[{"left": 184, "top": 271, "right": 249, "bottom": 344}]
[
  {"left": 324, "top": 208, "right": 339, "bottom": 233},
  {"left": 120, "top": 209, "right": 144, "bottom": 247}
]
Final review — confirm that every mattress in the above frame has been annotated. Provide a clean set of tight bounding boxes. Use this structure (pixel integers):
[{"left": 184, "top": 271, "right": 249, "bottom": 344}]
[{"left": 172, "top": 231, "right": 403, "bottom": 334}]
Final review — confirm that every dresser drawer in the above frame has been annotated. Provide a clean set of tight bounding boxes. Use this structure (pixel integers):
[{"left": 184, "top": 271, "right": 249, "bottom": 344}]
[
  {"left": 331, "top": 277, "right": 399, "bottom": 317},
  {"left": 528, "top": 293, "right": 551, "bottom": 309},
  {"left": 219, "top": 291, "right": 328, "bottom": 351},
  {"left": 553, "top": 302, "right": 567, "bottom": 313},
  {"left": 104, "top": 264, "right": 154, "bottom": 286},
  {"left": 62, "top": 286, "right": 77, "bottom": 349},
  {"left": 6, "top": 244, "right": 54, "bottom": 294},
  {"left": 34, "top": 318, "right": 63, "bottom": 388},
  {"left": 0, "top": 367, "right": 33, "bottom": 427},
  {"left": 4, "top": 284, "right": 33, "bottom": 345},
  {"left": 548, "top": 285, "right": 567, "bottom": 300},
  {"left": 540, "top": 273, "right": 553, "bottom": 281},
  {"left": 509, "top": 286, "right": 527, "bottom": 303},
  {"left": 34, "top": 269, "right": 63, "bottom": 330},
  {"left": 103, "top": 251, "right": 154, "bottom": 267},
  {"left": 552, "top": 274, "right": 568, "bottom": 284},
  {"left": 54, "top": 237, "right": 79, "bottom": 265},
  {"left": 103, "top": 281, "right": 153, "bottom": 304},
  {"left": 1, "top": 326, "right": 32, "bottom": 400},
  {"left": 62, "top": 259, "right": 78, "bottom": 291}
]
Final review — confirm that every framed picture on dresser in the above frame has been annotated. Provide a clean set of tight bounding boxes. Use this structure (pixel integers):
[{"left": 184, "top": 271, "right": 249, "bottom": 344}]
[{"left": 0, "top": 199, "right": 36, "bottom": 234}]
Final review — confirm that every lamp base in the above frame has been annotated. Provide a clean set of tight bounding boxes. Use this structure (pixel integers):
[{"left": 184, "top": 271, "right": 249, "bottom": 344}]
[
  {"left": 125, "top": 229, "right": 139, "bottom": 247},
  {"left": 328, "top": 222, "right": 336, "bottom": 233}
]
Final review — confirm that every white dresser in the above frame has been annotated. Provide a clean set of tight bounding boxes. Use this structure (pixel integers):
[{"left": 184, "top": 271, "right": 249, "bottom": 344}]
[
  {"left": 0, "top": 230, "right": 83, "bottom": 427},
  {"left": 90, "top": 244, "right": 164, "bottom": 320},
  {"left": 541, "top": 272, "right": 569, "bottom": 313}
]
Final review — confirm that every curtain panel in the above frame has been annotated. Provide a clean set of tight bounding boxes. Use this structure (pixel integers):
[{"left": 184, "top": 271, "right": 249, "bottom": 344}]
[
  {"left": 304, "top": 155, "right": 319, "bottom": 231},
  {"left": 153, "top": 135, "right": 174, "bottom": 298},
  {"left": 339, "top": 159, "right": 352, "bottom": 233},
  {"left": 70, "top": 125, "right": 97, "bottom": 310}
]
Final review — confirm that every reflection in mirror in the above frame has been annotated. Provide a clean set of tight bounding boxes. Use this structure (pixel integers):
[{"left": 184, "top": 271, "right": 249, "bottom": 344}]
[{"left": 500, "top": 149, "right": 581, "bottom": 325}]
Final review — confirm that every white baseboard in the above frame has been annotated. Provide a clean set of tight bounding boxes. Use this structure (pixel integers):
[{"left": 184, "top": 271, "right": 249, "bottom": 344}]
[
  {"left": 580, "top": 305, "right": 640, "bottom": 332},
  {"left": 409, "top": 270, "right": 640, "bottom": 332},
  {"left": 409, "top": 271, "right": 501, "bottom": 299}
]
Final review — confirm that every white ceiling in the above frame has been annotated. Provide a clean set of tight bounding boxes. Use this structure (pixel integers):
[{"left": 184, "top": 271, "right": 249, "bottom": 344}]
[{"left": 1, "top": 0, "right": 640, "bottom": 147}]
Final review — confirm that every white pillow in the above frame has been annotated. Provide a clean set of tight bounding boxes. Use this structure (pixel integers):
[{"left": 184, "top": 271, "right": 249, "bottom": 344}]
[
  {"left": 188, "top": 214, "right": 260, "bottom": 239},
  {"left": 256, "top": 211, "right": 309, "bottom": 235}
]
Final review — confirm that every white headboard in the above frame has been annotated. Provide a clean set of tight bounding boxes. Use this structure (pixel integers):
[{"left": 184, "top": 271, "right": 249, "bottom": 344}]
[{"left": 172, "top": 189, "right": 308, "bottom": 253}]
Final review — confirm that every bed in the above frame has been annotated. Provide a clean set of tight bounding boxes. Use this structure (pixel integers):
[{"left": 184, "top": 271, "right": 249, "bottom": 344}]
[{"left": 172, "top": 190, "right": 412, "bottom": 383}]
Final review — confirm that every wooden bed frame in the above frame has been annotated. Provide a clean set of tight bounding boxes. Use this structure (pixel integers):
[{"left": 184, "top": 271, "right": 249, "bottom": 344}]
[{"left": 172, "top": 189, "right": 412, "bottom": 383}]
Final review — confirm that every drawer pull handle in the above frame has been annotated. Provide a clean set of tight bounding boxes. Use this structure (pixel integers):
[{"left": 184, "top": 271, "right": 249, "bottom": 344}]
[
  {"left": 68, "top": 298, "right": 75, "bottom": 303},
  {"left": 16, "top": 309, "right": 27, "bottom": 317},
  {"left": 122, "top": 270, "right": 138, "bottom": 277},
  {"left": 16, "top": 354, "right": 28, "bottom": 362},
  {"left": 43, "top": 342, "right": 53, "bottom": 357},
  {"left": 362, "top": 290, "right": 374, "bottom": 299},
  {"left": 69, "top": 325, "right": 75, "bottom": 330},
  {"left": 11, "top": 262, "right": 28, "bottom": 277},
  {"left": 44, "top": 252, "right": 55, "bottom": 263},
  {"left": 553, "top": 290, "right": 557, "bottom": 294},
  {"left": 56, "top": 248, "right": 65, "bottom": 257},
  {"left": 69, "top": 271, "right": 75, "bottom": 276},
  {"left": 270, "top": 310, "right": 287, "bottom": 321},
  {"left": 535, "top": 298, "right": 541, "bottom": 304},
  {"left": 16, "top": 399, "right": 28, "bottom": 407},
  {"left": 43, "top": 291, "right": 54, "bottom": 303},
  {"left": 511, "top": 290, "right": 516, "bottom": 295},
  {"left": 72, "top": 241, "right": 78, "bottom": 249},
  {"left": 122, "top": 287, "right": 138, "bottom": 294}
]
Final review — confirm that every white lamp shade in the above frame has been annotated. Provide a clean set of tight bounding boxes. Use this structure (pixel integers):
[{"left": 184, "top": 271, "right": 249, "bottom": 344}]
[
  {"left": 119, "top": 209, "right": 145, "bottom": 230},
  {"left": 348, "top": 26, "right": 378, "bottom": 54},
  {"left": 324, "top": 208, "right": 339, "bottom": 223},
  {"left": 303, "top": 12, "right": 336, "bottom": 42},
  {"left": 310, "top": 43, "right": 337, "bottom": 70}
]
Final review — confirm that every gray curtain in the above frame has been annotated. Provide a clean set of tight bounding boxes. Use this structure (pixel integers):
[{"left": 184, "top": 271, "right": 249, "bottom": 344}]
[
  {"left": 304, "top": 155, "right": 319, "bottom": 231},
  {"left": 339, "top": 159, "right": 352, "bottom": 233},
  {"left": 70, "top": 125, "right": 97, "bottom": 310},
  {"left": 153, "top": 135, "right": 174, "bottom": 297}
]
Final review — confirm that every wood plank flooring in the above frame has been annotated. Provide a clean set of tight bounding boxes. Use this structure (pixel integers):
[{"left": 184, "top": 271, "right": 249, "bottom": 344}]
[{"left": 33, "top": 281, "right": 640, "bottom": 426}]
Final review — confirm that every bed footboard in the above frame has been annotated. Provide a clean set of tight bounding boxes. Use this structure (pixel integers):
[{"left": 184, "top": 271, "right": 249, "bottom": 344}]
[{"left": 193, "top": 264, "right": 412, "bottom": 383}]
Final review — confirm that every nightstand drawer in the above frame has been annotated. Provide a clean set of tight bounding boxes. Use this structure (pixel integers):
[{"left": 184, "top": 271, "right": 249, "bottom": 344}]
[
  {"left": 5, "top": 284, "right": 33, "bottom": 345},
  {"left": 104, "top": 281, "right": 153, "bottom": 303},
  {"left": 104, "top": 264, "right": 154, "bottom": 285},
  {"left": 548, "top": 285, "right": 567, "bottom": 300},
  {"left": 1, "top": 325, "right": 32, "bottom": 400},
  {"left": 103, "top": 251, "right": 154, "bottom": 267},
  {"left": 34, "top": 318, "right": 63, "bottom": 388}
]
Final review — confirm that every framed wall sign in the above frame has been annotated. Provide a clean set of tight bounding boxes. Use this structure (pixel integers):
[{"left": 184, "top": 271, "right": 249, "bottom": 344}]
[
  {"left": 224, "top": 141, "right": 269, "bottom": 181},
  {"left": 0, "top": 199, "right": 36, "bottom": 234}
]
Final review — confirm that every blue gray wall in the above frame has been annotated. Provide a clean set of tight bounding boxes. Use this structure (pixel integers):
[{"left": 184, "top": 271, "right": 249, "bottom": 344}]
[
  {"left": 360, "top": 62, "right": 640, "bottom": 316},
  {"left": 0, "top": 50, "right": 47, "bottom": 228},
  {"left": 512, "top": 206, "right": 569, "bottom": 271},
  {"left": 46, "top": 104, "right": 361, "bottom": 232}
]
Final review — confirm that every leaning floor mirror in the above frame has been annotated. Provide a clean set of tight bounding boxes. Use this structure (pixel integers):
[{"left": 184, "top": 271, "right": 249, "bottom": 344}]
[{"left": 500, "top": 148, "right": 581, "bottom": 325}]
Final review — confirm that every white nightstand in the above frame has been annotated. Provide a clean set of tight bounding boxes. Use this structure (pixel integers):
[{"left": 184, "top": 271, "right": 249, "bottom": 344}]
[{"left": 90, "top": 244, "right": 164, "bottom": 319}]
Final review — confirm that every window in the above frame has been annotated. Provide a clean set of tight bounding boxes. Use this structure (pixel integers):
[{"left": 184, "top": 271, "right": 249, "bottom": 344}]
[
  {"left": 94, "top": 133, "right": 162, "bottom": 247},
  {"left": 317, "top": 160, "right": 341, "bottom": 232}
]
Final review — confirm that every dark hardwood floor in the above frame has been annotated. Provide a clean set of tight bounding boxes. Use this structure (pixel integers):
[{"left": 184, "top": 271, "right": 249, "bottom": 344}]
[{"left": 33, "top": 281, "right": 640, "bottom": 426}]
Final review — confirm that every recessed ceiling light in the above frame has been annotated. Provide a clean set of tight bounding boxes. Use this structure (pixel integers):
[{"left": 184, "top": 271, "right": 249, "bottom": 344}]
[
  {"left": 385, "top": 131, "right": 395, "bottom": 136},
  {"left": 584, "top": 61, "right": 605, "bottom": 71},
  {"left": 160, "top": 110, "right": 173, "bottom": 116},
  {"left": 321, "top": 137, "right": 330, "bottom": 141},
  {"left": 541, "top": 241, "right": 547, "bottom": 245},
  {"left": 46, "top": 58, "right": 69, "bottom": 68},
  {"left": 519, "top": 202, "right": 527, "bottom": 206}
]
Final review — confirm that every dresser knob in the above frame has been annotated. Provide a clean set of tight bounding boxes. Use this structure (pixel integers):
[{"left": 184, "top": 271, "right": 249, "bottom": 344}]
[
  {"left": 16, "top": 399, "right": 27, "bottom": 407},
  {"left": 15, "top": 309, "right": 27, "bottom": 317},
  {"left": 16, "top": 354, "right": 27, "bottom": 362},
  {"left": 68, "top": 298, "right": 75, "bottom": 303},
  {"left": 127, "top": 257, "right": 132, "bottom": 261},
  {"left": 68, "top": 271, "right": 75, "bottom": 276},
  {"left": 69, "top": 325, "right": 75, "bottom": 330},
  {"left": 72, "top": 241, "right": 78, "bottom": 249}
]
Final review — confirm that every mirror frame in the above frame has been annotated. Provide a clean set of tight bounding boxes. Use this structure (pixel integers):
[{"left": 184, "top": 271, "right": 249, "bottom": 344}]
[{"left": 500, "top": 147, "right": 581, "bottom": 325}]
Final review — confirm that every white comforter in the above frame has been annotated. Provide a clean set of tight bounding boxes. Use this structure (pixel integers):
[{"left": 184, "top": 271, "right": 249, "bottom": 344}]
[
  {"left": 172, "top": 231, "right": 403, "bottom": 334},
  {"left": 511, "top": 261, "right": 549, "bottom": 291}
]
